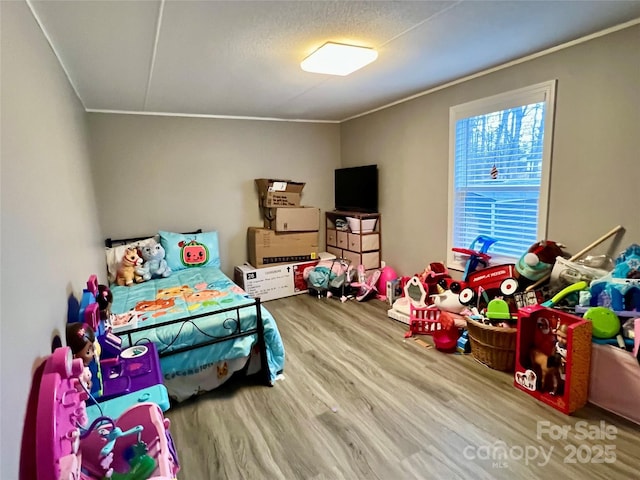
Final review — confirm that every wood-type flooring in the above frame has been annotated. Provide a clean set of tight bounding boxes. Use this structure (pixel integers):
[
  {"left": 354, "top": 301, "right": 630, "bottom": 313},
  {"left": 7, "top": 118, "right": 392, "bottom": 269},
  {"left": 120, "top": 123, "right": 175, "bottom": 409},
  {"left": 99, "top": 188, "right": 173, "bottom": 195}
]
[{"left": 166, "top": 294, "right": 640, "bottom": 479}]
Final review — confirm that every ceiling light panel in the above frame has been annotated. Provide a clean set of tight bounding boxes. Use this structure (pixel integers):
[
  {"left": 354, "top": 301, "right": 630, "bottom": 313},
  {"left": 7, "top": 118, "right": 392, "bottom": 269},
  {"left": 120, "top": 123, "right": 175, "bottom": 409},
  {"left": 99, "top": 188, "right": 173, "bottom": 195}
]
[{"left": 301, "top": 42, "right": 378, "bottom": 76}]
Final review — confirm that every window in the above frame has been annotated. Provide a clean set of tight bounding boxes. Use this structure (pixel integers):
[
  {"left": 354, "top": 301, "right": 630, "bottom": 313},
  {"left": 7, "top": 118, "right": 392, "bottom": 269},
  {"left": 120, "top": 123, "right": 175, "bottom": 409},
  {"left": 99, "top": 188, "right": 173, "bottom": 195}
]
[{"left": 447, "top": 81, "right": 556, "bottom": 270}]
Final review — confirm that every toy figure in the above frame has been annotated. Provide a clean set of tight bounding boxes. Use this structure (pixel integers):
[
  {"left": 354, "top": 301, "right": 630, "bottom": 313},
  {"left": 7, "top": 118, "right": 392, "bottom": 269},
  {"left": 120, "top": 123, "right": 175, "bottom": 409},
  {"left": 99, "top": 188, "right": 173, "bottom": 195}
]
[
  {"left": 550, "top": 323, "right": 568, "bottom": 394},
  {"left": 66, "top": 322, "right": 96, "bottom": 390},
  {"left": 96, "top": 284, "right": 113, "bottom": 320},
  {"left": 529, "top": 348, "right": 562, "bottom": 394}
]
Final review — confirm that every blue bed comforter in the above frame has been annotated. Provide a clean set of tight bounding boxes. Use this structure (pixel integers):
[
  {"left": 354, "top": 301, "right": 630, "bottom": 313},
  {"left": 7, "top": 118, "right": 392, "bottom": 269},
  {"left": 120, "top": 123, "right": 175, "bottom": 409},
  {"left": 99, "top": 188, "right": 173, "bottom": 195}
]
[{"left": 109, "top": 267, "right": 284, "bottom": 383}]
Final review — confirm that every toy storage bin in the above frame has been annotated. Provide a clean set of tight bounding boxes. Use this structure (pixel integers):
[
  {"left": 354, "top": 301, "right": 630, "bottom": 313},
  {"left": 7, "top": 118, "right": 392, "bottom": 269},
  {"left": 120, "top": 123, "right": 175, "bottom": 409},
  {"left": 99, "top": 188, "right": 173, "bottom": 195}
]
[
  {"left": 465, "top": 318, "right": 517, "bottom": 371},
  {"left": 346, "top": 216, "right": 377, "bottom": 233},
  {"left": 588, "top": 343, "right": 640, "bottom": 425}
]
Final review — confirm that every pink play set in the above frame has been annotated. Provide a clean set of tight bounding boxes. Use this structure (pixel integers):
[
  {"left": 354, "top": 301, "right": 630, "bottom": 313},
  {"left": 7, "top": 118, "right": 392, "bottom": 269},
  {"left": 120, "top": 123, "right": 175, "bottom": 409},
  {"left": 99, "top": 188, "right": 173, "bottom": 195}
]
[{"left": 19, "top": 346, "right": 179, "bottom": 480}]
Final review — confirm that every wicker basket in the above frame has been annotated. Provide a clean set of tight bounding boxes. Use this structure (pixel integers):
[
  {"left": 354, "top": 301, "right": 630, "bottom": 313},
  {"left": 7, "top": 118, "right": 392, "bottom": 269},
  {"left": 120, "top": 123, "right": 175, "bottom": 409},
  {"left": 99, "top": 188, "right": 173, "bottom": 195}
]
[{"left": 466, "top": 318, "right": 517, "bottom": 371}]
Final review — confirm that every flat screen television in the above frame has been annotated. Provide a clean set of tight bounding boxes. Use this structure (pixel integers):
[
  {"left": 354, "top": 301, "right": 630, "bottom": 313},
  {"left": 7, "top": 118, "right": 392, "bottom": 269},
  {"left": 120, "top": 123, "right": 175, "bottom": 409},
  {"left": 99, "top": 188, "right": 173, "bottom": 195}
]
[{"left": 334, "top": 164, "right": 378, "bottom": 213}]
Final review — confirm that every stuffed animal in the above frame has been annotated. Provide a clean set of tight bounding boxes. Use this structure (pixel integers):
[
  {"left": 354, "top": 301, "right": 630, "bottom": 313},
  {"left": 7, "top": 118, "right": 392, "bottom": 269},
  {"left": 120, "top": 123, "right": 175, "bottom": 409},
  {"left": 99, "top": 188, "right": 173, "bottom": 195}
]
[
  {"left": 116, "top": 247, "right": 144, "bottom": 286},
  {"left": 515, "top": 240, "right": 566, "bottom": 286},
  {"left": 138, "top": 241, "right": 172, "bottom": 281}
]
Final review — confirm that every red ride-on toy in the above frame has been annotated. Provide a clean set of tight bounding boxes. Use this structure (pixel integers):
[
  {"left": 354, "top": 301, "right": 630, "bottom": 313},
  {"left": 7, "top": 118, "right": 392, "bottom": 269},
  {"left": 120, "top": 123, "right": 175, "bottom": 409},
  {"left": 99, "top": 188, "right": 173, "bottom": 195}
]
[
  {"left": 452, "top": 235, "right": 519, "bottom": 309},
  {"left": 458, "top": 264, "right": 519, "bottom": 310}
]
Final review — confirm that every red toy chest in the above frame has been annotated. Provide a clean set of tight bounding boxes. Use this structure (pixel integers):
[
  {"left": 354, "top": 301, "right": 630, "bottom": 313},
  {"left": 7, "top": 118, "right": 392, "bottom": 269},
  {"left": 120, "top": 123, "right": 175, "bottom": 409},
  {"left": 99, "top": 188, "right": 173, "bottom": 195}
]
[{"left": 514, "top": 305, "right": 592, "bottom": 415}]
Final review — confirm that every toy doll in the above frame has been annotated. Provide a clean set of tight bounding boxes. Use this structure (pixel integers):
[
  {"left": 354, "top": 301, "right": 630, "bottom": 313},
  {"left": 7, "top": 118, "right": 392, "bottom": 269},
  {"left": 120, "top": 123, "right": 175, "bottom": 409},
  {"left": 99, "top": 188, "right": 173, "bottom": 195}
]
[
  {"left": 96, "top": 284, "right": 113, "bottom": 320},
  {"left": 530, "top": 348, "right": 562, "bottom": 394},
  {"left": 65, "top": 322, "right": 96, "bottom": 390},
  {"left": 550, "top": 323, "right": 568, "bottom": 394}
]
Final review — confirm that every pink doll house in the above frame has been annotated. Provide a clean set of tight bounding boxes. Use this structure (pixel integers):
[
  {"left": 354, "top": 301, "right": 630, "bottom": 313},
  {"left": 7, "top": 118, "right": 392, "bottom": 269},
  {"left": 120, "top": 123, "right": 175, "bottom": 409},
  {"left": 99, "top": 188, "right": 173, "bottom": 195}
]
[
  {"left": 19, "top": 346, "right": 179, "bottom": 479},
  {"left": 20, "top": 347, "right": 89, "bottom": 480}
]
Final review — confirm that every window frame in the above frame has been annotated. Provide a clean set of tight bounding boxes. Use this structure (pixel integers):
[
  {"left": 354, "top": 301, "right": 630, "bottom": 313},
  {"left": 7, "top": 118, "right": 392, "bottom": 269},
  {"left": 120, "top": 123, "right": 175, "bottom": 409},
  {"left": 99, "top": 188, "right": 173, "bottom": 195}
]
[{"left": 446, "top": 80, "right": 557, "bottom": 271}]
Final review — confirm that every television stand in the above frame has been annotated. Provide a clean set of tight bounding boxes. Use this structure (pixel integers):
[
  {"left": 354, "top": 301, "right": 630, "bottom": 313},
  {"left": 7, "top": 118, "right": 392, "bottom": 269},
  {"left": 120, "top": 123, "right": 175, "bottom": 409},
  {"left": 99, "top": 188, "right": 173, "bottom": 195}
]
[{"left": 325, "top": 211, "right": 381, "bottom": 271}]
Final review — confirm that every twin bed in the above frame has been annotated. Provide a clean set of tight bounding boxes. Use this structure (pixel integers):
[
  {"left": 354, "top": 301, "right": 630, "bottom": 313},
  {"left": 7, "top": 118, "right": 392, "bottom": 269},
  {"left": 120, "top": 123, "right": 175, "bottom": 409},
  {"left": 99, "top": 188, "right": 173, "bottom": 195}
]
[{"left": 105, "top": 230, "right": 285, "bottom": 402}]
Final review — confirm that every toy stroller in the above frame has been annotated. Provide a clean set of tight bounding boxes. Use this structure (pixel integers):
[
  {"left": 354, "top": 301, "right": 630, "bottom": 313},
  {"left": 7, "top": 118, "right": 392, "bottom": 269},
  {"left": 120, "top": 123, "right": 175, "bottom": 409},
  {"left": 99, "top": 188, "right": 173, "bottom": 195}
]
[
  {"left": 305, "top": 258, "right": 355, "bottom": 300},
  {"left": 351, "top": 265, "right": 382, "bottom": 302}
]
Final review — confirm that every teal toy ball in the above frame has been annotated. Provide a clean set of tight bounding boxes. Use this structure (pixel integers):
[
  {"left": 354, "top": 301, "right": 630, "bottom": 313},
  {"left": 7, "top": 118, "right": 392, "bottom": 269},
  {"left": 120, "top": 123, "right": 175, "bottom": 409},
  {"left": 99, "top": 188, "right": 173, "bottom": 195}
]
[{"left": 583, "top": 307, "right": 620, "bottom": 339}]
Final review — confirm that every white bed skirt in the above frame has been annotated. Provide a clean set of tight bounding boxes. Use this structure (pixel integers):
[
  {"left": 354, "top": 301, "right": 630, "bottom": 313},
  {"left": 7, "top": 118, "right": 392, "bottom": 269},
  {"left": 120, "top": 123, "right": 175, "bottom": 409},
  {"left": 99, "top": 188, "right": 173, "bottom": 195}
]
[{"left": 165, "top": 348, "right": 263, "bottom": 402}]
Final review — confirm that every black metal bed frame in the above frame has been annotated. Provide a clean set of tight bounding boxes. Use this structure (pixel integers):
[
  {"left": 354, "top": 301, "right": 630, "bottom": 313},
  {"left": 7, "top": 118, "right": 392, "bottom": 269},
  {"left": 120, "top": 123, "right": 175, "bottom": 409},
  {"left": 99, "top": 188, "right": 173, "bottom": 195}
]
[{"left": 105, "top": 231, "right": 272, "bottom": 387}]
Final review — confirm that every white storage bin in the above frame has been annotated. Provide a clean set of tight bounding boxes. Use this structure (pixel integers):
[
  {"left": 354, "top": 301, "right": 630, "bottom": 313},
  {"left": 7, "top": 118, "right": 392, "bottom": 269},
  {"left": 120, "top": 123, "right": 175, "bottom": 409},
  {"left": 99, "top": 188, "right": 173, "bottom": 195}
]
[{"left": 347, "top": 217, "right": 377, "bottom": 233}]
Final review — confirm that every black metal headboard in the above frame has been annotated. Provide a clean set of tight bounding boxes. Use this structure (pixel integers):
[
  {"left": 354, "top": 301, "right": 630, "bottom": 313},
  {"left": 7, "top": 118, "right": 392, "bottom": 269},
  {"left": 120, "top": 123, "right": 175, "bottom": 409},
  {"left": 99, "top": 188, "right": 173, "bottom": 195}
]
[{"left": 105, "top": 229, "right": 203, "bottom": 248}]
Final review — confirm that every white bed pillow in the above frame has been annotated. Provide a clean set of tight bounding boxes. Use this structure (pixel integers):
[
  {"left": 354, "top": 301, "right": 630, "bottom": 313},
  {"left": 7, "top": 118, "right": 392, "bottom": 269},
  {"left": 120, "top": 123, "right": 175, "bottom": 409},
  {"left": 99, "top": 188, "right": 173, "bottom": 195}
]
[{"left": 104, "top": 236, "right": 159, "bottom": 284}]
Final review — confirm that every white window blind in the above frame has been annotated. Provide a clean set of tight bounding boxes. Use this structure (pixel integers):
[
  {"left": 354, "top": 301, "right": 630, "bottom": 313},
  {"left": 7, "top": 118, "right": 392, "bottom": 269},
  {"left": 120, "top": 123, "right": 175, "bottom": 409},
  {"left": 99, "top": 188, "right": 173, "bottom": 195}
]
[{"left": 447, "top": 81, "right": 556, "bottom": 269}]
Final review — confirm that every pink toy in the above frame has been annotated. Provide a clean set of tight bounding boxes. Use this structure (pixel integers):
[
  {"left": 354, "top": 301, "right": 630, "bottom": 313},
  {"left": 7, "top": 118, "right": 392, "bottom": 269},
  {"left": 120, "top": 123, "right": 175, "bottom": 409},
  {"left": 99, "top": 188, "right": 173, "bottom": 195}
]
[
  {"left": 432, "top": 311, "right": 462, "bottom": 352},
  {"left": 404, "top": 304, "right": 442, "bottom": 338},
  {"left": 376, "top": 265, "right": 398, "bottom": 296},
  {"left": 634, "top": 318, "right": 640, "bottom": 360},
  {"left": 20, "top": 347, "right": 88, "bottom": 480},
  {"left": 19, "top": 346, "right": 179, "bottom": 479},
  {"left": 86, "top": 274, "right": 99, "bottom": 299},
  {"left": 81, "top": 403, "right": 179, "bottom": 478},
  {"left": 404, "top": 304, "right": 461, "bottom": 352},
  {"left": 352, "top": 266, "right": 381, "bottom": 302}
]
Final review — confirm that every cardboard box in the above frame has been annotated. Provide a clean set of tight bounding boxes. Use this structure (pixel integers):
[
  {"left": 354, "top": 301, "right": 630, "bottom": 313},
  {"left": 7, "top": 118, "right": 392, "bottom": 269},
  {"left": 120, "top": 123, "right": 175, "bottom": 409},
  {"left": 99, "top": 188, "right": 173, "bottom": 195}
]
[
  {"left": 234, "top": 260, "right": 318, "bottom": 302},
  {"left": 263, "top": 207, "right": 320, "bottom": 232},
  {"left": 514, "top": 305, "right": 592, "bottom": 415},
  {"left": 248, "top": 227, "right": 319, "bottom": 268},
  {"left": 234, "top": 252, "right": 334, "bottom": 302},
  {"left": 255, "top": 178, "right": 305, "bottom": 208}
]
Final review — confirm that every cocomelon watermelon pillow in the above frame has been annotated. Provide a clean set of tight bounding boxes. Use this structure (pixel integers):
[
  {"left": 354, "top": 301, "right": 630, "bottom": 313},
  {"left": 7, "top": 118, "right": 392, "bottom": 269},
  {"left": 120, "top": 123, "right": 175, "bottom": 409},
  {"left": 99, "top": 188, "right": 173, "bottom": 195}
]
[{"left": 159, "top": 230, "right": 221, "bottom": 271}]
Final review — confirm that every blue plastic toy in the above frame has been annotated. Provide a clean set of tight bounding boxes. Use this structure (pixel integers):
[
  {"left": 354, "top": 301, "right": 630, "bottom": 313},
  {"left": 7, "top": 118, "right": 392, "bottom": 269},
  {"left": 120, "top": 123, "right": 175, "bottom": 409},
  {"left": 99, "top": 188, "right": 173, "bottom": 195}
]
[
  {"left": 452, "top": 235, "right": 497, "bottom": 282},
  {"left": 457, "top": 330, "right": 471, "bottom": 354}
]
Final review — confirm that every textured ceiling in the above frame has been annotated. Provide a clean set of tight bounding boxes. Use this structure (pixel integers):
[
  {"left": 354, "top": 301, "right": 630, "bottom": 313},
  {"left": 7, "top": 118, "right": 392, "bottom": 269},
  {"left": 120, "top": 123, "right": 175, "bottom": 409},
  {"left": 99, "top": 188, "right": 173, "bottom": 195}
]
[{"left": 28, "top": 0, "right": 640, "bottom": 122}]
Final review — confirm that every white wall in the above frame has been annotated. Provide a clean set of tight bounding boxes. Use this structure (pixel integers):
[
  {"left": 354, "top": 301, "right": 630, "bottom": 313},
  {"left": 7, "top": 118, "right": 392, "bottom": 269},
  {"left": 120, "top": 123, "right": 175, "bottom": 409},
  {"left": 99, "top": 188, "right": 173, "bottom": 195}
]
[
  {"left": 341, "top": 25, "right": 640, "bottom": 276},
  {"left": 2, "top": 4, "right": 638, "bottom": 477},
  {"left": 87, "top": 114, "right": 341, "bottom": 275},
  {"left": 0, "top": 2, "right": 104, "bottom": 478}
]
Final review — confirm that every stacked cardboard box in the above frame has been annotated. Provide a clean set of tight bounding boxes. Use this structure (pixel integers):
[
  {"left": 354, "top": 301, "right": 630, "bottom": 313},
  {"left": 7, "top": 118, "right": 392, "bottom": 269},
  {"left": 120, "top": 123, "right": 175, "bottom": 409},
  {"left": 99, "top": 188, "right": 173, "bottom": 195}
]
[
  {"left": 249, "top": 179, "right": 320, "bottom": 269},
  {"left": 247, "top": 227, "right": 319, "bottom": 268},
  {"left": 236, "top": 179, "right": 323, "bottom": 301}
]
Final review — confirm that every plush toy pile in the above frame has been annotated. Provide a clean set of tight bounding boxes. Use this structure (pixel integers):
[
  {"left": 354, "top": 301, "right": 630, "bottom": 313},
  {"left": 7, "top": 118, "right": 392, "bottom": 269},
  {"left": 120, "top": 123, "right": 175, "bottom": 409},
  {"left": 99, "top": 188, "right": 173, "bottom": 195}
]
[{"left": 116, "top": 241, "right": 172, "bottom": 287}]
